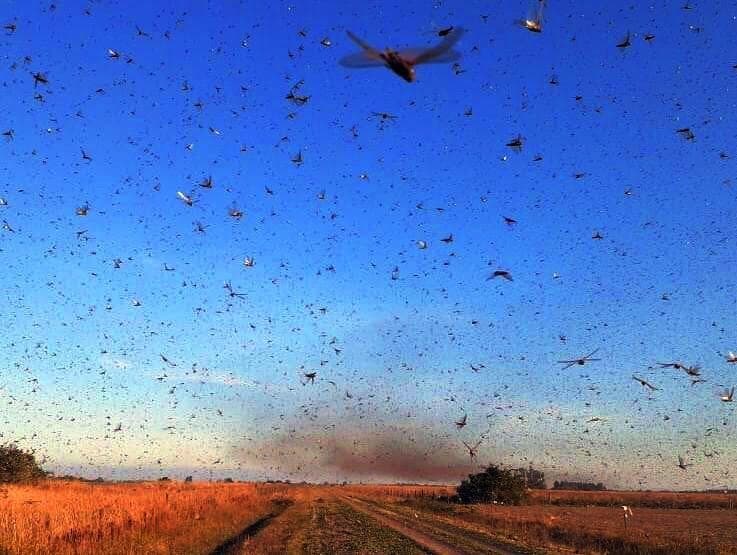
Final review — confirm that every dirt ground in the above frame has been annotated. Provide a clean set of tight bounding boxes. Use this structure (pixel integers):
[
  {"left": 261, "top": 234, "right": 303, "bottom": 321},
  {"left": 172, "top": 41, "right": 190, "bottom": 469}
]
[{"left": 223, "top": 488, "right": 737, "bottom": 555}]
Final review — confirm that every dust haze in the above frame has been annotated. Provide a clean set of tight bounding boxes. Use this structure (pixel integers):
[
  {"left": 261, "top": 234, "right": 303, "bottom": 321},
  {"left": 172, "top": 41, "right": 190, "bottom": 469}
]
[{"left": 235, "top": 426, "right": 478, "bottom": 483}]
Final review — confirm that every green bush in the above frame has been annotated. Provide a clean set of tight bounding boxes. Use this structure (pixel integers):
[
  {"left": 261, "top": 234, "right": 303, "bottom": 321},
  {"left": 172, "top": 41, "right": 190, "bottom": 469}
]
[
  {"left": 0, "top": 444, "right": 47, "bottom": 483},
  {"left": 457, "top": 464, "right": 527, "bottom": 505}
]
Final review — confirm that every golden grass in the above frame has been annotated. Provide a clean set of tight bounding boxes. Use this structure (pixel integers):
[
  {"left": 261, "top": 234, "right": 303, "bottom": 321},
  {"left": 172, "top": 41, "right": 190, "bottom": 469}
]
[{"left": 0, "top": 480, "right": 292, "bottom": 555}]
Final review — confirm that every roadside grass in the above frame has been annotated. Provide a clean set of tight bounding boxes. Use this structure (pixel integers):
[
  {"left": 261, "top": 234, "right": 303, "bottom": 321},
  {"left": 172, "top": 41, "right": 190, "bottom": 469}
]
[{"left": 0, "top": 480, "right": 292, "bottom": 555}]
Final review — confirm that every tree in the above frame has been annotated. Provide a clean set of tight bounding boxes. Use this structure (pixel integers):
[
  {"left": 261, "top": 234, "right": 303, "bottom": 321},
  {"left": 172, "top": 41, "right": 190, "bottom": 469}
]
[
  {"left": 184, "top": 476, "right": 193, "bottom": 483},
  {"left": 0, "top": 444, "right": 46, "bottom": 483},
  {"left": 457, "top": 464, "right": 527, "bottom": 505},
  {"left": 514, "top": 465, "right": 546, "bottom": 489}
]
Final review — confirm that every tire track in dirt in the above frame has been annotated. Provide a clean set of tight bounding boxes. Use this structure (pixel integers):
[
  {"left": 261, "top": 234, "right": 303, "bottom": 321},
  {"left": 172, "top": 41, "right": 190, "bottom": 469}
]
[
  {"left": 342, "top": 496, "right": 531, "bottom": 555},
  {"left": 209, "top": 499, "right": 293, "bottom": 555}
]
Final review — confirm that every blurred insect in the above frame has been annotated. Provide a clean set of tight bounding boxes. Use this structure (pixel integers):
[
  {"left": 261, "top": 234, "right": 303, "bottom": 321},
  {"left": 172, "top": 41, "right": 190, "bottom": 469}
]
[
  {"left": 517, "top": 1, "right": 546, "bottom": 33},
  {"left": 557, "top": 349, "right": 601, "bottom": 370},
  {"left": 2, "top": 129, "right": 13, "bottom": 141},
  {"left": 243, "top": 257, "right": 255, "bottom": 268},
  {"left": 632, "top": 375, "right": 659, "bottom": 391},
  {"left": 303, "top": 372, "right": 317, "bottom": 384},
  {"left": 682, "top": 365, "right": 702, "bottom": 377},
  {"left": 677, "top": 456, "right": 692, "bottom": 470},
  {"left": 371, "top": 111, "right": 398, "bottom": 122},
  {"left": 488, "top": 270, "right": 513, "bottom": 282},
  {"left": 286, "top": 81, "right": 310, "bottom": 105},
  {"left": 720, "top": 387, "right": 734, "bottom": 402},
  {"left": 177, "top": 191, "right": 193, "bottom": 206},
  {"left": 223, "top": 282, "right": 246, "bottom": 298},
  {"left": 725, "top": 351, "right": 737, "bottom": 363},
  {"left": 455, "top": 414, "right": 468, "bottom": 428},
  {"left": 616, "top": 32, "right": 631, "bottom": 49},
  {"left": 159, "top": 354, "right": 176, "bottom": 368},
  {"left": 32, "top": 72, "right": 48, "bottom": 87},
  {"left": 676, "top": 127, "right": 695, "bottom": 141},
  {"left": 199, "top": 176, "right": 213, "bottom": 189},
  {"left": 75, "top": 204, "right": 89, "bottom": 216},
  {"left": 462, "top": 439, "right": 482, "bottom": 460},
  {"left": 657, "top": 361, "right": 687, "bottom": 371},
  {"left": 416, "top": 240, "right": 428, "bottom": 249},
  {"left": 503, "top": 216, "right": 518, "bottom": 226},
  {"left": 506, "top": 135, "right": 524, "bottom": 152},
  {"left": 340, "top": 27, "right": 464, "bottom": 82}
]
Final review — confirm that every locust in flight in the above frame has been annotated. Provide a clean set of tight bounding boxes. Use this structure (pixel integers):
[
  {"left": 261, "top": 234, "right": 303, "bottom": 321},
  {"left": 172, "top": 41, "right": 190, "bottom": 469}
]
[{"left": 340, "top": 27, "right": 464, "bottom": 82}]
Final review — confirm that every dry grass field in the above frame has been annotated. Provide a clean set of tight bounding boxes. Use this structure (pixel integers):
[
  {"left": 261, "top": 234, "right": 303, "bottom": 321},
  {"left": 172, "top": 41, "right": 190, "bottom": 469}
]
[
  {"left": 346, "top": 485, "right": 737, "bottom": 554},
  {"left": 528, "top": 489, "right": 737, "bottom": 510},
  {"left": 0, "top": 480, "right": 292, "bottom": 555},
  {"left": 1, "top": 481, "right": 736, "bottom": 554}
]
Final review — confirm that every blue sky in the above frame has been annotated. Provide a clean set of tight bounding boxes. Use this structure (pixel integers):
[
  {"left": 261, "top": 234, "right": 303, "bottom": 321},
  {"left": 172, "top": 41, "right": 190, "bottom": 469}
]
[{"left": 1, "top": 0, "right": 736, "bottom": 489}]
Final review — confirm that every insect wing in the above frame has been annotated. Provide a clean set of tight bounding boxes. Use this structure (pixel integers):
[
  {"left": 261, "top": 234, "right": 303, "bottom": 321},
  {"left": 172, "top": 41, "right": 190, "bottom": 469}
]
[
  {"left": 409, "top": 27, "right": 464, "bottom": 65},
  {"left": 339, "top": 51, "right": 386, "bottom": 68},
  {"left": 397, "top": 47, "right": 461, "bottom": 65}
]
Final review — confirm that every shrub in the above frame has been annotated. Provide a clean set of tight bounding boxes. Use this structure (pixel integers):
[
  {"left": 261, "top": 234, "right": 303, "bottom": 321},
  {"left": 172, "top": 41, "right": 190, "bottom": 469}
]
[
  {"left": 0, "top": 444, "right": 47, "bottom": 483},
  {"left": 457, "top": 464, "right": 527, "bottom": 505}
]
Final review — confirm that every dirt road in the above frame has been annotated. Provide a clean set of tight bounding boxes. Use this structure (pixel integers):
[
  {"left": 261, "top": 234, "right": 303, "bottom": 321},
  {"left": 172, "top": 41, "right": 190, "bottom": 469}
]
[
  {"left": 218, "top": 493, "right": 536, "bottom": 555},
  {"left": 343, "top": 496, "right": 533, "bottom": 555}
]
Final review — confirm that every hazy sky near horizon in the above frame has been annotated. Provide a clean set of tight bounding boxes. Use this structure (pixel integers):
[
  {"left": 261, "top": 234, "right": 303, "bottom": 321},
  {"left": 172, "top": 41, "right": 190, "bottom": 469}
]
[{"left": 1, "top": 0, "right": 736, "bottom": 489}]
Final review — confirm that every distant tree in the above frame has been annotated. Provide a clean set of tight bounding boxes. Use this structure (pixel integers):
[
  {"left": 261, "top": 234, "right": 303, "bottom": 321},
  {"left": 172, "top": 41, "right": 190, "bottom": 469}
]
[
  {"left": 552, "top": 480, "right": 606, "bottom": 491},
  {"left": 159, "top": 476, "right": 170, "bottom": 482},
  {"left": 514, "top": 465, "right": 546, "bottom": 489},
  {"left": 0, "top": 444, "right": 46, "bottom": 484},
  {"left": 223, "top": 477, "right": 234, "bottom": 483},
  {"left": 184, "top": 475, "right": 193, "bottom": 483},
  {"left": 457, "top": 464, "right": 527, "bottom": 505}
]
